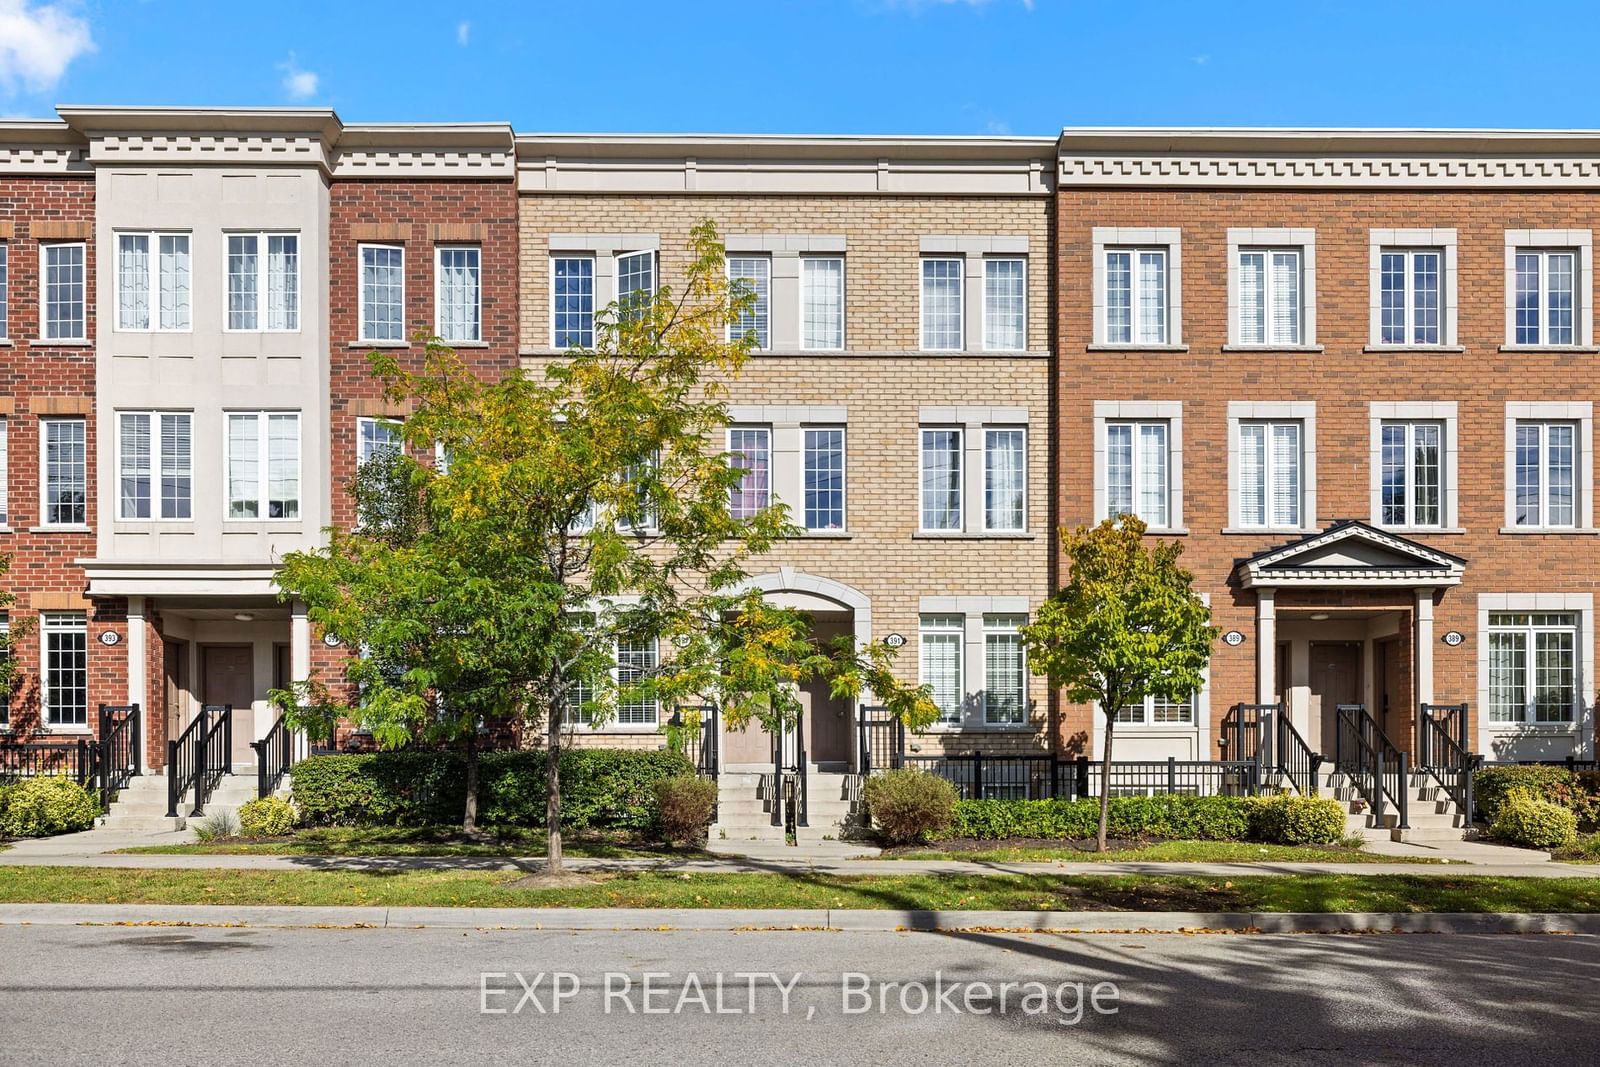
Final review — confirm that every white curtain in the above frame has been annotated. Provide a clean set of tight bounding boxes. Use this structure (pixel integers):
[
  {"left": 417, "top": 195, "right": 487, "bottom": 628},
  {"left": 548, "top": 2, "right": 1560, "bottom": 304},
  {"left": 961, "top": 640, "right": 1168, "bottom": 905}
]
[
  {"left": 118, "top": 235, "right": 149, "bottom": 330},
  {"left": 1138, "top": 422, "right": 1168, "bottom": 526},
  {"left": 159, "top": 234, "right": 190, "bottom": 330}
]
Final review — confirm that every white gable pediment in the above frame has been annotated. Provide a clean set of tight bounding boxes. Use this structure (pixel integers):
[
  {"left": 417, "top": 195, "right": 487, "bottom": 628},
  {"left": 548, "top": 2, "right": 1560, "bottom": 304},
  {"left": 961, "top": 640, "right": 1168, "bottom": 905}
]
[{"left": 1238, "top": 521, "right": 1465, "bottom": 588}]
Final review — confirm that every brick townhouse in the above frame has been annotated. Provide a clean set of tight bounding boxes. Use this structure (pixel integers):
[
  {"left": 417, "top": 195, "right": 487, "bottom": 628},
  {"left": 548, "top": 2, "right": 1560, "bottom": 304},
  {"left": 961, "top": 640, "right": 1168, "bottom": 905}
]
[{"left": 1056, "top": 128, "right": 1600, "bottom": 771}]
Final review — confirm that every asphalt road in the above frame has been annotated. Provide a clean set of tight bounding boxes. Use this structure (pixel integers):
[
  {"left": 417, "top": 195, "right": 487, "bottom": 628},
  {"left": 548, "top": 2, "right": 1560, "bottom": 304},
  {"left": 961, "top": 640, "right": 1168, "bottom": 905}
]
[{"left": 2, "top": 925, "right": 1597, "bottom": 1065}]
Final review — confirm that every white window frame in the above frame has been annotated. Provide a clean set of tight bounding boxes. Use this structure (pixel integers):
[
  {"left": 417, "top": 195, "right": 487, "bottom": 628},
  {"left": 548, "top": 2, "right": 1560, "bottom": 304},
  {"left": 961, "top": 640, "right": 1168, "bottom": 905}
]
[
  {"left": 1368, "top": 403, "right": 1459, "bottom": 531},
  {"left": 1091, "top": 227, "right": 1182, "bottom": 347},
  {"left": 1226, "top": 228, "right": 1316, "bottom": 348},
  {"left": 1102, "top": 419, "right": 1171, "bottom": 529},
  {"left": 0, "top": 240, "right": 9, "bottom": 341},
  {"left": 727, "top": 254, "right": 772, "bottom": 351},
  {"left": 550, "top": 253, "right": 597, "bottom": 349},
  {"left": 117, "top": 411, "right": 193, "bottom": 521},
  {"left": 115, "top": 231, "right": 192, "bottom": 333},
  {"left": 40, "top": 241, "right": 86, "bottom": 342},
  {"left": 41, "top": 611, "right": 87, "bottom": 731},
  {"left": 801, "top": 425, "right": 846, "bottom": 532},
  {"left": 919, "top": 256, "right": 964, "bottom": 351},
  {"left": 224, "top": 232, "right": 300, "bottom": 333},
  {"left": 0, "top": 416, "right": 8, "bottom": 528},
  {"left": 224, "top": 411, "right": 302, "bottom": 522},
  {"left": 1476, "top": 594, "right": 1594, "bottom": 753},
  {"left": 982, "top": 426, "right": 1027, "bottom": 533},
  {"left": 358, "top": 243, "right": 406, "bottom": 344},
  {"left": 1368, "top": 228, "right": 1458, "bottom": 348},
  {"left": 982, "top": 256, "right": 1027, "bottom": 352},
  {"left": 1504, "top": 230, "right": 1593, "bottom": 349},
  {"left": 356, "top": 416, "right": 403, "bottom": 467},
  {"left": 614, "top": 636, "right": 660, "bottom": 727},
  {"left": 434, "top": 245, "right": 482, "bottom": 342},
  {"left": 727, "top": 425, "right": 772, "bottom": 520},
  {"left": 614, "top": 248, "right": 656, "bottom": 321},
  {"left": 919, "top": 614, "right": 965, "bottom": 725},
  {"left": 39, "top": 416, "right": 86, "bottom": 528},
  {"left": 982, "top": 614, "right": 1027, "bottom": 725},
  {"left": 1503, "top": 402, "right": 1594, "bottom": 532},
  {"left": 918, "top": 426, "right": 963, "bottom": 533},
  {"left": 1093, "top": 402, "right": 1184, "bottom": 533},
  {"left": 799, "top": 255, "right": 845, "bottom": 351},
  {"left": 1226, "top": 402, "right": 1316, "bottom": 534}
]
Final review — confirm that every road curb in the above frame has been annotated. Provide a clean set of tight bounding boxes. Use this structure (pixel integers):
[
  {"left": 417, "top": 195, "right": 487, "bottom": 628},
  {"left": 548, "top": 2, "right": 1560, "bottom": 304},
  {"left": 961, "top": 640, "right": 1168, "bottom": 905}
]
[{"left": 4, "top": 903, "right": 1600, "bottom": 934}]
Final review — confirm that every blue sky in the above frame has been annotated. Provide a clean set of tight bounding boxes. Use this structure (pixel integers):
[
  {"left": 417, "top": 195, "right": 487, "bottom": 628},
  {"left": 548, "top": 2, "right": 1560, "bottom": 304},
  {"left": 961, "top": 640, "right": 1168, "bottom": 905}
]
[{"left": 3, "top": 1, "right": 1598, "bottom": 133}]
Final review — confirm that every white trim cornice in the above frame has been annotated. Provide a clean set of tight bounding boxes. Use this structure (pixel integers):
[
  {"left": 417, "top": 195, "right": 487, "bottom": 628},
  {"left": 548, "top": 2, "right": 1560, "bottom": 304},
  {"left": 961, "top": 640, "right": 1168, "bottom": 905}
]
[
  {"left": 1059, "top": 153, "right": 1600, "bottom": 189},
  {"left": 1237, "top": 522, "right": 1465, "bottom": 589}
]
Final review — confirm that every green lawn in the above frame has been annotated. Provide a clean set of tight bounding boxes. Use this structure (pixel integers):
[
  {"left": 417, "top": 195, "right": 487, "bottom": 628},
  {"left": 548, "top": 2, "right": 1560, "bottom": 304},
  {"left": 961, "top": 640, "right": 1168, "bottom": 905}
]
[
  {"left": 114, "top": 826, "right": 705, "bottom": 860},
  {"left": 883, "top": 840, "right": 1447, "bottom": 864},
  {"left": 3, "top": 866, "right": 1598, "bottom": 912}
]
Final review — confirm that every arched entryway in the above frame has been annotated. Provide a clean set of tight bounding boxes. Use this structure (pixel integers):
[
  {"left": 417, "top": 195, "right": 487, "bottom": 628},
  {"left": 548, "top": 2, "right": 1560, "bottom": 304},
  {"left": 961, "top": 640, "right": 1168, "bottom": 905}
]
[{"left": 719, "top": 569, "right": 872, "bottom": 772}]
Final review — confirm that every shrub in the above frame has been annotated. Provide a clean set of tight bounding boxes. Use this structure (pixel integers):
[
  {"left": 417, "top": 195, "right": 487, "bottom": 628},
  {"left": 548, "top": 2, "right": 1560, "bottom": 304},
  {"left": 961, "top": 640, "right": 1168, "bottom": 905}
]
[
  {"left": 1244, "top": 794, "right": 1348, "bottom": 845},
  {"left": 864, "top": 769, "right": 958, "bottom": 844},
  {"left": 0, "top": 776, "right": 97, "bottom": 837},
  {"left": 1491, "top": 788, "right": 1579, "bottom": 850},
  {"left": 290, "top": 749, "right": 693, "bottom": 831},
  {"left": 653, "top": 776, "right": 718, "bottom": 847},
  {"left": 947, "top": 794, "right": 1250, "bottom": 842},
  {"left": 193, "top": 808, "right": 240, "bottom": 842},
  {"left": 1474, "top": 765, "right": 1600, "bottom": 831},
  {"left": 237, "top": 796, "right": 296, "bottom": 838}
]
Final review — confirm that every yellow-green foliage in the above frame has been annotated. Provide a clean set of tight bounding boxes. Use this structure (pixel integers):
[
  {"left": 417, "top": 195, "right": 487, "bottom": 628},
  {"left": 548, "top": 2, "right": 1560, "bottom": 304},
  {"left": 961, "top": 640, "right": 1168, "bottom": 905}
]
[
  {"left": 237, "top": 796, "right": 297, "bottom": 838},
  {"left": 1, "top": 777, "right": 97, "bottom": 837},
  {"left": 1492, "top": 788, "right": 1579, "bottom": 850}
]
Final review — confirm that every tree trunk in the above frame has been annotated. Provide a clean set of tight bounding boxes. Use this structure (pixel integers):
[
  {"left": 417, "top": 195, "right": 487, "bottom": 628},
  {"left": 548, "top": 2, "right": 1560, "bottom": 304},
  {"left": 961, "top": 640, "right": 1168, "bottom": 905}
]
[
  {"left": 462, "top": 734, "right": 479, "bottom": 836},
  {"left": 1097, "top": 714, "right": 1115, "bottom": 853},
  {"left": 546, "top": 704, "right": 564, "bottom": 874}
]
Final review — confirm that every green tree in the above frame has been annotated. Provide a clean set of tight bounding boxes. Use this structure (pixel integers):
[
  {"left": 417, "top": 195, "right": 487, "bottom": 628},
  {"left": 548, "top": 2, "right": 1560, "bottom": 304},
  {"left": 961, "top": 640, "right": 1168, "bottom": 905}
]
[
  {"left": 275, "top": 221, "right": 935, "bottom": 870},
  {"left": 1020, "top": 517, "right": 1215, "bottom": 852},
  {"left": 0, "top": 554, "right": 32, "bottom": 718}
]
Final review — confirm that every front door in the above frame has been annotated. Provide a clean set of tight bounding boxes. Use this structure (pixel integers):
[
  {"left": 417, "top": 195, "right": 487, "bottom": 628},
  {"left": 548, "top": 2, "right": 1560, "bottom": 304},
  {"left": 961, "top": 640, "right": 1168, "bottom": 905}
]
[
  {"left": 162, "top": 640, "right": 185, "bottom": 757},
  {"left": 802, "top": 619, "right": 853, "bottom": 768},
  {"left": 1309, "top": 642, "right": 1361, "bottom": 754},
  {"left": 202, "top": 645, "right": 255, "bottom": 765}
]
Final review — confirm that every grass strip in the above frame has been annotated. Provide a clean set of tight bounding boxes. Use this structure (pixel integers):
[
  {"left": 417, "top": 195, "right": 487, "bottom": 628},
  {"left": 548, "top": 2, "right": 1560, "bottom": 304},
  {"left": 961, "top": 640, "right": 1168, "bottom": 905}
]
[
  {"left": 114, "top": 826, "right": 704, "bottom": 860},
  {"left": 2, "top": 867, "right": 1598, "bottom": 912},
  {"left": 884, "top": 840, "right": 1446, "bottom": 864}
]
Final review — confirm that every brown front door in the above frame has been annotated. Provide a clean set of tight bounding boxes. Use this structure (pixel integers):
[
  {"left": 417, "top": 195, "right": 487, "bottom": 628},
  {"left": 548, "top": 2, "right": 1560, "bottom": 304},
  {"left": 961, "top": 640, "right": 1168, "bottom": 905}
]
[
  {"left": 202, "top": 645, "right": 255, "bottom": 765},
  {"left": 803, "top": 619, "right": 852, "bottom": 767},
  {"left": 1309, "top": 642, "right": 1362, "bottom": 754},
  {"left": 162, "top": 640, "right": 185, "bottom": 762}
]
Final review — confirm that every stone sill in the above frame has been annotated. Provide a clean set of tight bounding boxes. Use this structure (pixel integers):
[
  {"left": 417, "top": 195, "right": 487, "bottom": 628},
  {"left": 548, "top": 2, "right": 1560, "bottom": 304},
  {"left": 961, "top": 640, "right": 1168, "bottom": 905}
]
[
  {"left": 1220, "top": 526, "right": 1320, "bottom": 536},
  {"left": 911, "top": 532, "right": 1037, "bottom": 541},
  {"left": 349, "top": 340, "right": 410, "bottom": 349},
  {"left": 1498, "top": 345, "right": 1600, "bottom": 354},
  {"left": 1221, "top": 344, "right": 1325, "bottom": 353},
  {"left": 1379, "top": 526, "right": 1468, "bottom": 535},
  {"left": 28, "top": 525, "right": 90, "bottom": 534},
  {"left": 1498, "top": 527, "right": 1598, "bottom": 535},
  {"left": 1086, "top": 343, "right": 1189, "bottom": 353},
  {"left": 1361, "top": 344, "right": 1466, "bottom": 353}
]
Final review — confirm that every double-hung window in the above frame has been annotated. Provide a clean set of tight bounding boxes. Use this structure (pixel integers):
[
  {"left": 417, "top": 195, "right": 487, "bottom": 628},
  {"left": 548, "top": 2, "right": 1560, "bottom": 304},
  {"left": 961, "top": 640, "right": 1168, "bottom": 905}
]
[
  {"left": 983, "top": 428, "right": 1025, "bottom": 532},
  {"left": 803, "top": 427, "right": 845, "bottom": 531},
  {"left": 42, "top": 612, "right": 87, "bottom": 728},
  {"left": 552, "top": 256, "right": 595, "bottom": 348},
  {"left": 1237, "top": 421, "right": 1302, "bottom": 529},
  {"left": 1105, "top": 421, "right": 1169, "bottom": 527},
  {"left": 983, "top": 615, "right": 1026, "bottom": 725},
  {"left": 1104, "top": 248, "right": 1168, "bottom": 344},
  {"left": 1515, "top": 248, "right": 1577, "bottom": 346},
  {"left": 1378, "top": 248, "right": 1442, "bottom": 345},
  {"left": 1487, "top": 612, "right": 1578, "bottom": 723},
  {"left": 615, "top": 638, "right": 659, "bottom": 726},
  {"left": 1514, "top": 421, "right": 1577, "bottom": 528},
  {"left": 118, "top": 412, "right": 192, "bottom": 520},
  {"left": 920, "top": 257, "right": 963, "bottom": 350},
  {"left": 616, "top": 250, "right": 655, "bottom": 322},
  {"left": 919, "top": 428, "right": 962, "bottom": 532},
  {"left": 227, "top": 234, "right": 299, "bottom": 331},
  {"left": 0, "top": 241, "right": 9, "bottom": 339},
  {"left": 801, "top": 256, "right": 844, "bottom": 350},
  {"left": 42, "top": 243, "right": 85, "bottom": 341},
  {"left": 728, "top": 427, "right": 771, "bottom": 520},
  {"left": 360, "top": 245, "right": 405, "bottom": 342},
  {"left": 1379, "top": 421, "right": 1442, "bottom": 527},
  {"left": 1237, "top": 249, "right": 1301, "bottom": 345},
  {"left": 117, "top": 232, "right": 191, "bottom": 331},
  {"left": 41, "top": 417, "right": 85, "bottom": 526},
  {"left": 1115, "top": 691, "right": 1195, "bottom": 724},
  {"left": 919, "top": 615, "right": 964, "bottom": 725},
  {"left": 226, "top": 412, "right": 300, "bottom": 520},
  {"left": 435, "top": 246, "right": 481, "bottom": 342},
  {"left": 983, "top": 257, "right": 1026, "bottom": 350},
  {"left": 357, "top": 417, "right": 402, "bottom": 468},
  {"left": 728, "top": 255, "right": 770, "bottom": 350}
]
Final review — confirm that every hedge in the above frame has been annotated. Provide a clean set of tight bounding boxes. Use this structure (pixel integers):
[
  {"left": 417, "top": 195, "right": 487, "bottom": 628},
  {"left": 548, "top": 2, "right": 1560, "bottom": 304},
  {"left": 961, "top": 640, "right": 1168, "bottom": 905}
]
[
  {"left": 1242, "top": 794, "right": 1348, "bottom": 845},
  {"left": 290, "top": 749, "right": 694, "bottom": 831},
  {"left": 945, "top": 794, "right": 1252, "bottom": 842},
  {"left": 1491, "top": 788, "right": 1579, "bottom": 850},
  {"left": 1476, "top": 765, "right": 1600, "bottom": 830}
]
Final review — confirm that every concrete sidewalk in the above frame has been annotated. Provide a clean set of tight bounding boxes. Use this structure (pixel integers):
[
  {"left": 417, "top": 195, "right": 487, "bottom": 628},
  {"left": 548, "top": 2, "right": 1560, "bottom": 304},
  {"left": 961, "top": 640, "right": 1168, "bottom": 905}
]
[
  {"left": 3, "top": 826, "right": 1597, "bottom": 877},
  {"left": 5, "top": 901, "right": 1600, "bottom": 934}
]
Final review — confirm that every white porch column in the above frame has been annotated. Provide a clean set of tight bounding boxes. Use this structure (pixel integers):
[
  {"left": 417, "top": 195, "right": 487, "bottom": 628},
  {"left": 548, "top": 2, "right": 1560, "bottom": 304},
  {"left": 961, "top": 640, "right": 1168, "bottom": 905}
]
[
  {"left": 126, "top": 596, "right": 147, "bottom": 771},
  {"left": 1414, "top": 588, "right": 1435, "bottom": 706},
  {"left": 290, "top": 600, "right": 311, "bottom": 760},
  {"left": 1256, "top": 588, "right": 1277, "bottom": 703}
]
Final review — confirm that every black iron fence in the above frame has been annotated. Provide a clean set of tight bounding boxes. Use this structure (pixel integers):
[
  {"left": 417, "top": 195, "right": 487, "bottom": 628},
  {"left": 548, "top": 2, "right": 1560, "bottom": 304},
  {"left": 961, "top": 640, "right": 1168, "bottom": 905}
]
[
  {"left": 0, "top": 704, "right": 142, "bottom": 811},
  {"left": 670, "top": 704, "right": 719, "bottom": 779},
  {"left": 1334, "top": 703, "right": 1409, "bottom": 829},
  {"left": 251, "top": 710, "right": 295, "bottom": 800},
  {"left": 1419, "top": 703, "right": 1475, "bottom": 819},
  {"left": 167, "top": 703, "right": 233, "bottom": 818},
  {"left": 892, "top": 753, "right": 1262, "bottom": 801}
]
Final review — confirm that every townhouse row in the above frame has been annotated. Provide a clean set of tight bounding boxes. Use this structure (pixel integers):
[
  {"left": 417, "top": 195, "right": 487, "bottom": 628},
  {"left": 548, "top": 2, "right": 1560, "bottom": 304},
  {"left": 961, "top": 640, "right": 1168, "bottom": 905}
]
[{"left": 0, "top": 113, "right": 1593, "bottom": 780}]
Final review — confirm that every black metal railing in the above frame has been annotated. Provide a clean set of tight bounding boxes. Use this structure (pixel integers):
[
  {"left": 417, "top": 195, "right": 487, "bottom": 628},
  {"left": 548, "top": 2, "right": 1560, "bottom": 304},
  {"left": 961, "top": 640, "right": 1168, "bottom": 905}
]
[
  {"left": 1220, "top": 702, "right": 1271, "bottom": 778},
  {"left": 670, "top": 704, "right": 719, "bottom": 779},
  {"left": 893, "top": 753, "right": 1262, "bottom": 801},
  {"left": 858, "top": 705, "right": 907, "bottom": 776},
  {"left": 1274, "top": 706, "right": 1323, "bottom": 797},
  {"left": 251, "top": 710, "right": 294, "bottom": 800},
  {"left": 166, "top": 704, "right": 233, "bottom": 818},
  {"left": 1420, "top": 702, "right": 1474, "bottom": 819},
  {"left": 1334, "top": 703, "right": 1409, "bottom": 829},
  {"left": 0, "top": 739, "right": 94, "bottom": 785},
  {"left": 95, "top": 704, "right": 142, "bottom": 809}
]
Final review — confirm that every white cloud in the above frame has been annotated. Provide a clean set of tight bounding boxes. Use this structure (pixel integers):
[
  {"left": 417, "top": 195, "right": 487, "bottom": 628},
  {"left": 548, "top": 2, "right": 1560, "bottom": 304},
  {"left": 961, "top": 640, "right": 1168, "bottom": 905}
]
[
  {"left": 278, "top": 52, "right": 318, "bottom": 101},
  {"left": 1191, "top": 53, "right": 1211, "bottom": 65},
  {"left": 456, "top": 20, "right": 470, "bottom": 46},
  {"left": 0, "top": 0, "right": 93, "bottom": 98}
]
